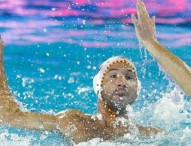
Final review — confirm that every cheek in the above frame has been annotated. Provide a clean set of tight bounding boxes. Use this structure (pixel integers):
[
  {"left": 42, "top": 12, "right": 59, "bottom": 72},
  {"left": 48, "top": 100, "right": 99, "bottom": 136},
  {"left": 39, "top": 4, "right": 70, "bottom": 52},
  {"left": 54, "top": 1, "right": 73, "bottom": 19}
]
[
  {"left": 128, "top": 81, "right": 138, "bottom": 90},
  {"left": 129, "top": 80, "right": 137, "bottom": 86},
  {"left": 103, "top": 79, "right": 117, "bottom": 93}
]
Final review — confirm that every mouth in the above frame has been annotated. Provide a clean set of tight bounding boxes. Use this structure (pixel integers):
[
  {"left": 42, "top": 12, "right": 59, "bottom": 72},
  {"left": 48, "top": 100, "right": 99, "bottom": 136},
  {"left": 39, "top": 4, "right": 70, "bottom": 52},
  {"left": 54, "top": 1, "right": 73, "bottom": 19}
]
[
  {"left": 114, "top": 89, "right": 128, "bottom": 97},
  {"left": 116, "top": 92, "right": 125, "bottom": 97}
]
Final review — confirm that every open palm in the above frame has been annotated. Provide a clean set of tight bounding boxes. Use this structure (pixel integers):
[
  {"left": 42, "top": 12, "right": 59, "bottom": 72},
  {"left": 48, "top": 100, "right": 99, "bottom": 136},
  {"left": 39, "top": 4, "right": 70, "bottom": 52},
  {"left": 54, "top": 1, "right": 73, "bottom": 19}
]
[{"left": 132, "top": 0, "right": 156, "bottom": 46}]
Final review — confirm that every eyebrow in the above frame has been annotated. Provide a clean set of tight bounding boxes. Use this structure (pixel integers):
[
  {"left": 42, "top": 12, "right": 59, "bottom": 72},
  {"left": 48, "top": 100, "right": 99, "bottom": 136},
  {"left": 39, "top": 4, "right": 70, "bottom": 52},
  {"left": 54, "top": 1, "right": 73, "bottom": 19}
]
[
  {"left": 108, "top": 68, "right": 133, "bottom": 72},
  {"left": 108, "top": 69, "right": 118, "bottom": 72}
]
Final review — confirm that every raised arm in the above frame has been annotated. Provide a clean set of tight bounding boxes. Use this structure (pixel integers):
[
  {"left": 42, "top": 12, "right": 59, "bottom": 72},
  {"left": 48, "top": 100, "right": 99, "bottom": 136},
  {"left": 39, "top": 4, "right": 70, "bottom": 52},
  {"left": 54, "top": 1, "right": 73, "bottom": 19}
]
[
  {"left": 0, "top": 36, "right": 57, "bottom": 131},
  {"left": 132, "top": 0, "right": 191, "bottom": 97},
  {"left": 0, "top": 37, "right": 11, "bottom": 95}
]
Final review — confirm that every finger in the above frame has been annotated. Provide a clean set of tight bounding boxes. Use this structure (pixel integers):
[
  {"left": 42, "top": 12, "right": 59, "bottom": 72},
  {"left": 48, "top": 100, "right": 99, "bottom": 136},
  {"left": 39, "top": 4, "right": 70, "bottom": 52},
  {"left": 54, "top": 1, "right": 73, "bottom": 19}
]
[
  {"left": 141, "top": 1, "right": 150, "bottom": 20},
  {"left": 136, "top": 0, "right": 141, "bottom": 21},
  {"left": 138, "top": 1, "right": 151, "bottom": 27},
  {"left": 137, "top": 0, "right": 145, "bottom": 26},
  {"left": 131, "top": 14, "right": 138, "bottom": 26},
  {"left": 132, "top": 14, "right": 142, "bottom": 33},
  {"left": 137, "top": 0, "right": 150, "bottom": 25},
  {"left": 137, "top": 0, "right": 143, "bottom": 19},
  {"left": 139, "top": 1, "right": 152, "bottom": 26},
  {"left": 132, "top": 14, "right": 143, "bottom": 36}
]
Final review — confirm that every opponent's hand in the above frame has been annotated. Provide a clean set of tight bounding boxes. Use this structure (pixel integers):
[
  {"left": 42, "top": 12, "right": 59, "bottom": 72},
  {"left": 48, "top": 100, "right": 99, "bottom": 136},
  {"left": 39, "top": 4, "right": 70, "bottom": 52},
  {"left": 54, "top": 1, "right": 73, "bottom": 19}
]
[{"left": 132, "top": 0, "right": 156, "bottom": 46}]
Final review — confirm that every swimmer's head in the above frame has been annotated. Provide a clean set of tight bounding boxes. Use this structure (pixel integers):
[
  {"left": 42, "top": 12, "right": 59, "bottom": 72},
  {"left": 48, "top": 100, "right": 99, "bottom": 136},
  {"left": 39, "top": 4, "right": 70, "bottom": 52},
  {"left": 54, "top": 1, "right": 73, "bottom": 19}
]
[{"left": 93, "top": 56, "right": 141, "bottom": 114}]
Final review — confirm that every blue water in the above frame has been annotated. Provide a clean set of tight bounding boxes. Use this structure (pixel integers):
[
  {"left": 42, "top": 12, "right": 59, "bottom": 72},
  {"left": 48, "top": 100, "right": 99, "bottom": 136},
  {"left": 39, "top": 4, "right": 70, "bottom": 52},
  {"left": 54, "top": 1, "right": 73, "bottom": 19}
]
[
  {"left": 1, "top": 0, "right": 191, "bottom": 145},
  {"left": 2, "top": 24, "right": 191, "bottom": 145}
]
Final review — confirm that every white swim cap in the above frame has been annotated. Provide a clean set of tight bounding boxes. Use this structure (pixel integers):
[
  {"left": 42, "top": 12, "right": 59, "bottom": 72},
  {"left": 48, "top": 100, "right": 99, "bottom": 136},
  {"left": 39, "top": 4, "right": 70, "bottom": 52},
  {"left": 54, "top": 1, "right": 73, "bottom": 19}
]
[{"left": 93, "top": 56, "right": 141, "bottom": 99}]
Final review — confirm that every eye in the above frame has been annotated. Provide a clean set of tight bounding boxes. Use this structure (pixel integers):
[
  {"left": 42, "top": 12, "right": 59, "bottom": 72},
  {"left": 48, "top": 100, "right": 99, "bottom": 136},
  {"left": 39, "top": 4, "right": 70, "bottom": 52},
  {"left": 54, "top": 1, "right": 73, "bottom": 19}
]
[
  {"left": 125, "top": 74, "right": 133, "bottom": 80},
  {"left": 110, "top": 74, "right": 117, "bottom": 78}
]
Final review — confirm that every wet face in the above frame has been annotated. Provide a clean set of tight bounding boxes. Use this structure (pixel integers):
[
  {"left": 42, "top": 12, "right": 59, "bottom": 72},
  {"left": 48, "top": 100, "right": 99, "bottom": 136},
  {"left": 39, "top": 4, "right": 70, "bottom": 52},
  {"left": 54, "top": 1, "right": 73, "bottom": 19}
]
[{"left": 101, "top": 61, "right": 138, "bottom": 115}]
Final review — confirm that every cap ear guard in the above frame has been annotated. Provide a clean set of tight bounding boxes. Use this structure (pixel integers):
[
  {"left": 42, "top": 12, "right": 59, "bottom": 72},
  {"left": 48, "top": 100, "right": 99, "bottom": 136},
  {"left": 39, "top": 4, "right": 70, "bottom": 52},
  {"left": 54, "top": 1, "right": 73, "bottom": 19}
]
[
  {"left": 137, "top": 79, "right": 141, "bottom": 98},
  {"left": 93, "top": 74, "right": 101, "bottom": 98}
]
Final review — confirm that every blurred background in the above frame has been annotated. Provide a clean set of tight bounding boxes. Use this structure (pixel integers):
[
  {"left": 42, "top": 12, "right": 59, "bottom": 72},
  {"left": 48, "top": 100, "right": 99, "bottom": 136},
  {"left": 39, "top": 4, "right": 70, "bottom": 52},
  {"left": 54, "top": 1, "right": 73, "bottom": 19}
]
[{"left": 1, "top": 0, "right": 191, "bottom": 45}]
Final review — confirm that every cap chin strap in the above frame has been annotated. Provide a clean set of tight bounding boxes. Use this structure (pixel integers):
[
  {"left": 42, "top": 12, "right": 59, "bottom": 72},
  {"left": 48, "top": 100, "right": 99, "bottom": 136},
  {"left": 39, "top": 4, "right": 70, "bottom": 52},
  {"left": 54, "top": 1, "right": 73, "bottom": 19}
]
[{"left": 103, "top": 102, "right": 116, "bottom": 121}]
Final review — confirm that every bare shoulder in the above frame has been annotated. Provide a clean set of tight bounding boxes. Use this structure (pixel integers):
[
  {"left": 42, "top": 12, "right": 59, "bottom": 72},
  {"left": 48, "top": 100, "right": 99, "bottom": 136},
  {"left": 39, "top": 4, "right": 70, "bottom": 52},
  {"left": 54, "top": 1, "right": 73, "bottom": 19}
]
[
  {"left": 56, "top": 109, "right": 92, "bottom": 123},
  {"left": 56, "top": 109, "right": 102, "bottom": 143}
]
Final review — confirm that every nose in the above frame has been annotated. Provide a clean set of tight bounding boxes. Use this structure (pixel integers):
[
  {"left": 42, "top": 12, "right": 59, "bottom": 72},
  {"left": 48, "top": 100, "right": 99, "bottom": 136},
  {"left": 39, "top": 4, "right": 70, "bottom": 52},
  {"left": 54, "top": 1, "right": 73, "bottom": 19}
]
[{"left": 117, "top": 75, "right": 127, "bottom": 87}]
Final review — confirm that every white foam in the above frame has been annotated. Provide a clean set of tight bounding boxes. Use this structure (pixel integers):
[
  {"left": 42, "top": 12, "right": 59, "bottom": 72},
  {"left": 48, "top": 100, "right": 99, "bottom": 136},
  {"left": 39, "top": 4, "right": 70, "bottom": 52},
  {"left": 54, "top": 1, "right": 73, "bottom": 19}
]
[
  {"left": 76, "top": 89, "right": 191, "bottom": 146},
  {"left": 0, "top": 132, "right": 32, "bottom": 146}
]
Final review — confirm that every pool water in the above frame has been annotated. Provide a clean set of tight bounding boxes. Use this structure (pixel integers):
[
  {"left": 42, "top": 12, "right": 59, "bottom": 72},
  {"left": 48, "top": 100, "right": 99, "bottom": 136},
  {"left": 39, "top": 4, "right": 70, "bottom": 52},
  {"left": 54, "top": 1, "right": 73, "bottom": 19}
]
[{"left": 1, "top": 0, "right": 191, "bottom": 145}]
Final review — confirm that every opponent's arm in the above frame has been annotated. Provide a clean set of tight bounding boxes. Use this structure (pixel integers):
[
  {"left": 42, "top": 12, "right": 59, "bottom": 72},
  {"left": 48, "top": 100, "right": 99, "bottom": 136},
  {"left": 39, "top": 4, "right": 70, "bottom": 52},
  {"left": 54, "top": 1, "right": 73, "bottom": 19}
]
[
  {"left": 132, "top": 0, "right": 191, "bottom": 97},
  {"left": 0, "top": 36, "right": 57, "bottom": 131}
]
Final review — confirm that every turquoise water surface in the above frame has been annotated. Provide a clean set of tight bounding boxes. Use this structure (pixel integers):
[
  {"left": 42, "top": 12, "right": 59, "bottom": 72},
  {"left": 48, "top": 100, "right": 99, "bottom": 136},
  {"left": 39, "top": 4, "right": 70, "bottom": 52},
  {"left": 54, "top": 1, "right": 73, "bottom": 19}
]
[
  {"left": 1, "top": 23, "right": 191, "bottom": 146},
  {"left": 1, "top": 0, "right": 191, "bottom": 145}
]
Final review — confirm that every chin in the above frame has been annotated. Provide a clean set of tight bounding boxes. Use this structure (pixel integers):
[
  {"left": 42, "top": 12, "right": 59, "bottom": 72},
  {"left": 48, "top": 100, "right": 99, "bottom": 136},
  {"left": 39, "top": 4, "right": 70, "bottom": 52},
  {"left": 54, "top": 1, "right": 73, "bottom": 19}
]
[
  {"left": 117, "top": 96, "right": 136, "bottom": 105},
  {"left": 113, "top": 103, "right": 127, "bottom": 113},
  {"left": 125, "top": 95, "right": 137, "bottom": 105}
]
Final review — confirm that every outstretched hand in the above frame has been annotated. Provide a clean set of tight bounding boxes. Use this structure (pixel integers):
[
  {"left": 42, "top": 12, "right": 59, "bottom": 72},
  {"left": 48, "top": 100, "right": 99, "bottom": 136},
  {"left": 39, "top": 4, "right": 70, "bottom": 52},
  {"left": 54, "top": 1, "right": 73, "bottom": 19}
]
[{"left": 132, "top": 0, "right": 156, "bottom": 46}]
